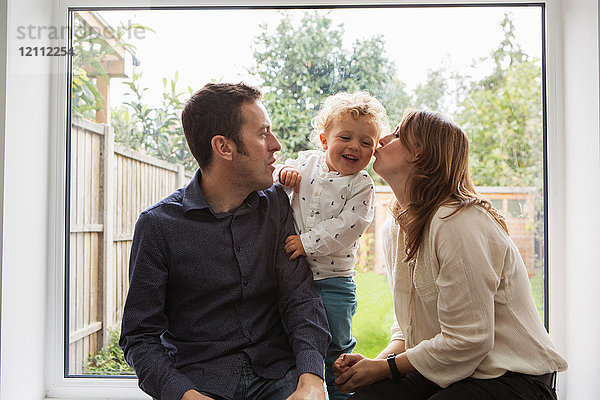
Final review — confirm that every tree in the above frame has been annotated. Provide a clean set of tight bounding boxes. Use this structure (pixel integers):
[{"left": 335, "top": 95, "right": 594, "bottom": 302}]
[
  {"left": 250, "top": 11, "right": 410, "bottom": 160},
  {"left": 455, "top": 13, "right": 542, "bottom": 187},
  {"left": 411, "top": 64, "right": 469, "bottom": 116},
  {"left": 454, "top": 13, "right": 544, "bottom": 273},
  {"left": 413, "top": 68, "right": 449, "bottom": 112},
  {"left": 112, "top": 68, "right": 197, "bottom": 171}
]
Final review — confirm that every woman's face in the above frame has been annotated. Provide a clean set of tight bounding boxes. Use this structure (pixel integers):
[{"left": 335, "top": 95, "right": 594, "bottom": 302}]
[{"left": 373, "top": 125, "right": 417, "bottom": 185}]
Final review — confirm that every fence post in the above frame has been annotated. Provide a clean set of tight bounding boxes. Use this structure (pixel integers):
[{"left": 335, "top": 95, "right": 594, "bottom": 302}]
[
  {"left": 102, "top": 124, "right": 115, "bottom": 347},
  {"left": 177, "top": 164, "right": 186, "bottom": 188}
]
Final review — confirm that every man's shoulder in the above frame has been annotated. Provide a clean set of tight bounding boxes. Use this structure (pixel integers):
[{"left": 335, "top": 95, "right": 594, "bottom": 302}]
[
  {"left": 140, "top": 187, "right": 185, "bottom": 218},
  {"left": 260, "top": 184, "right": 291, "bottom": 209}
]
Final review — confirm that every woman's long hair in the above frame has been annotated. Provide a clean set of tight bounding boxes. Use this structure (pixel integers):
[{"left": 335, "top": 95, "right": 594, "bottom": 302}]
[{"left": 392, "top": 109, "right": 508, "bottom": 262}]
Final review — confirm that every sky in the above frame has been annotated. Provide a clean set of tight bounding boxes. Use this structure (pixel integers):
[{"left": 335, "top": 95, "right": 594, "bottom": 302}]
[{"left": 94, "top": 5, "right": 542, "bottom": 109}]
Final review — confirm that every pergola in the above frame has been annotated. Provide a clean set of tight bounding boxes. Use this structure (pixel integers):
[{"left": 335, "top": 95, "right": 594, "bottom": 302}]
[{"left": 75, "top": 10, "right": 136, "bottom": 125}]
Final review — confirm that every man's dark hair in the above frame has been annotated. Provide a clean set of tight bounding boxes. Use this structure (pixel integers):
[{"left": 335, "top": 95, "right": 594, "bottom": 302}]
[{"left": 182, "top": 82, "right": 263, "bottom": 170}]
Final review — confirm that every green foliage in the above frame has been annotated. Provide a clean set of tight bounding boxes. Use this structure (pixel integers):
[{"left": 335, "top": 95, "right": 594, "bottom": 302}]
[
  {"left": 412, "top": 65, "right": 468, "bottom": 115},
  {"left": 72, "top": 67, "right": 104, "bottom": 119},
  {"left": 455, "top": 13, "right": 542, "bottom": 188},
  {"left": 108, "top": 11, "right": 542, "bottom": 189},
  {"left": 86, "top": 329, "right": 134, "bottom": 375},
  {"left": 454, "top": 12, "right": 545, "bottom": 273},
  {"left": 413, "top": 68, "right": 449, "bottom": 112},
  {"left": 111, "top": 104, "right": 143, "bottom": 150},
  {"left": 113, "top": 68, "right": 197, "bottom": 171},
  {"left": 251, "top": 11, "right": 409, "bottom": 160},
  {"left": 457, "top": 59, "right": 542, "bottom": 187}
]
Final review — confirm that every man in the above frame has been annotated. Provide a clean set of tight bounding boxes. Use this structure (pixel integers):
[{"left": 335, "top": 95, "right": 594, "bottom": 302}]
[{"left": 119, "top": 82, "right": 331, "bottom": 400}]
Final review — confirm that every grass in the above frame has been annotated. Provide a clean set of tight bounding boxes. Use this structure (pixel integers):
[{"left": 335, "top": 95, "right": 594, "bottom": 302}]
[
  {"left": 530, "top": 269, "right": 545, "bottom": 322},
  {"left": 351, "top": 269, "right": 547, "bottom": 359},
  {"left": 352, "top": 271, "right": 395, "bottom": 358}
]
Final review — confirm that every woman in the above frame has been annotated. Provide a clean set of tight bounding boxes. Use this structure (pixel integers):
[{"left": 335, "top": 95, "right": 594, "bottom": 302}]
[{"left": 332, "top": 109, "right": 567, "bottom": 399}]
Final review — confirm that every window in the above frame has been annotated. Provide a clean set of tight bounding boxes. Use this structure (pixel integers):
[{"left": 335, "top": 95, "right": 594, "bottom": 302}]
[{"left": 61, "top": 0, "right": 548, "bottom": 391}]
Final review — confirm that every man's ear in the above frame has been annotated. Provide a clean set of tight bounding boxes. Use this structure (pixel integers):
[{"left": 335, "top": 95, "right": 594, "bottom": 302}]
[
  {"left": 319, "top": 133, "right": 328, "bottom": 150},
  {"left": 211, "top": 135, "right": 234, "bottom": 161}
]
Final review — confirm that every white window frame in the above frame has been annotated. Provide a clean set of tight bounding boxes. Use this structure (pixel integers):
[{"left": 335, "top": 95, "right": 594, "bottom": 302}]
[{"left": 44, "top": 0, "right": 568, "bottom": 399}]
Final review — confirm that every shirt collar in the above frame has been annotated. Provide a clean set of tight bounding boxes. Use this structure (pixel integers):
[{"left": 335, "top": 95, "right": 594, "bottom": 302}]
[
  {"left": 182, "top": 169, "right": 268, "bottom": 215},
  {"left": 317, "top": 152, "right": 329, "bottom": 173},
  {"left": 182, "top": 169, "right": 211, "bottom": 213}
]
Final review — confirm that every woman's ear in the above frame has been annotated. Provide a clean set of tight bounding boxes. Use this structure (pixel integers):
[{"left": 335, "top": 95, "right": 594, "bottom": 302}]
[
  {"left": 319, "top": 133, "right": 328, "bottom": 150},
  {"left": 211, "top": 135, "right": 234, "bottom": 161}
]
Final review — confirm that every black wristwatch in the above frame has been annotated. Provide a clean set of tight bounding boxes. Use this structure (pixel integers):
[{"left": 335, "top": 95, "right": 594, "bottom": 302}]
[{"left": 386, "top": 353, "right": 405, "bottom": 381}]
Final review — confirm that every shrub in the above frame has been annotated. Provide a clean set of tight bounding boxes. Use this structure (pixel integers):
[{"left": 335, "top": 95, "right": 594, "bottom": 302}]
[{"left": 86, "top": 328, "right": 135, "bottom": 375}]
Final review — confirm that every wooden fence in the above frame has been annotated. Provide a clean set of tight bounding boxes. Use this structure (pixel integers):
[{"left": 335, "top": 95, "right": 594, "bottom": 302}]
[{"left": 69, "top": 118, "right": 191, "bottom": 374}]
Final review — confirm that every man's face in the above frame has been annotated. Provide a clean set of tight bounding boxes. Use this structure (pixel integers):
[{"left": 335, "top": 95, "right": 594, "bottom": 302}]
[{"left": 232, "top": 101, "right": 281, "bottom": 192}]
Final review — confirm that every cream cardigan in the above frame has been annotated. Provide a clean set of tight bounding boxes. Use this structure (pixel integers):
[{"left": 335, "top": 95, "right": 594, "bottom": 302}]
[{"left": 382, "top": 204, "right": 567, "bottom": 388}]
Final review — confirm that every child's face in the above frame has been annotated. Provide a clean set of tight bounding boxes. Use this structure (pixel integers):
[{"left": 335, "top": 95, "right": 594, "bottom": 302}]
[{"left": 320, "top": 117, "right": 379, "bottom": 175}]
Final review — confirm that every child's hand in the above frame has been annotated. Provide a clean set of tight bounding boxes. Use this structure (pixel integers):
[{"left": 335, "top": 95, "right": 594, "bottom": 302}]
[
  {"left": 279, "top": 167, "right": 302, "bottom": 193},
  {"left": 284, "top": 235, "right": 306, "bottom": 260}
]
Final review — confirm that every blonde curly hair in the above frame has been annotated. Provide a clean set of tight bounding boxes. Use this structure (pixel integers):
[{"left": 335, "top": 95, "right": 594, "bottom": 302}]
[{"left": 311, "top": 91, "right": 390, "bottom": 146}]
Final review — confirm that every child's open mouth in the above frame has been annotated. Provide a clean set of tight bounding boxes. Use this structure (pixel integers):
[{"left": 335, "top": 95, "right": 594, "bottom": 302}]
[{"left": 342, "top": 154, "right": 358, "bottom": 162}]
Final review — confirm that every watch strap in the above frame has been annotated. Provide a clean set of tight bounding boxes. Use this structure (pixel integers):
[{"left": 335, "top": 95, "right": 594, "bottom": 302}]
[{"left": 386, "top": 353, "right": 405, "bottom": 381}]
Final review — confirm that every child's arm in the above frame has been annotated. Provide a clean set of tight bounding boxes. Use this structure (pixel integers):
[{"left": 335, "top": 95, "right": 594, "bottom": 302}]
[
  {"left": 300, "top": 174, "right": 375, "bottom": 258},
  {"left": 284, "top": 235, "right": 305, "bottom": 260}
]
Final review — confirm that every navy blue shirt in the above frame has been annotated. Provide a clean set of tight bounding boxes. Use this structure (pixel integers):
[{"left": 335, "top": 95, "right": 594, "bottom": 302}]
[{"left": 120, "top": 170, "right": 330, "bottom": 400}]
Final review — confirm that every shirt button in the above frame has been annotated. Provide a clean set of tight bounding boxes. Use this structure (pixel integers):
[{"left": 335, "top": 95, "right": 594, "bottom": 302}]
[
  {"left": 234, "top": 369, "right": 240, "bottom": 374},
  {"left": 236, "top": 246, "right": 242, "bottom": 252},
  {"left": 243, "top": 280, "right": 248, "bottom": 286}
]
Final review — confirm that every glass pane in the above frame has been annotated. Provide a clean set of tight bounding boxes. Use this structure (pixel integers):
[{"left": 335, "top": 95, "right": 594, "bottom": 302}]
[
  {"left": 67, "top": 5, "right": 544, "bottom": 375},
  {"left": 508, "top": 198, "right": 530, "bottom": 218},
  {"left": 491, "top": 198, "right": 504, "bottom": 213}
]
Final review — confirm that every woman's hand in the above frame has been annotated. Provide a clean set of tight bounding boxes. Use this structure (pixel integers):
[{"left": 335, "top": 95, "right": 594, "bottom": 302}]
[
  {"left": 333, "top": 353, "right": 365, "bottom": 377},
  {"left": 333, "top": 356, "right": 391, "bottom": 393}
]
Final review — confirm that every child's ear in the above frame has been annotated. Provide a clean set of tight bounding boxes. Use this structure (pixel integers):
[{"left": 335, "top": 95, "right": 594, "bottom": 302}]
[
  {"left": 211, "top": 135, "right": 234, "bottom": 161},
  {"left": 319, "top": 133, "right": 328, "bottom": 150}
]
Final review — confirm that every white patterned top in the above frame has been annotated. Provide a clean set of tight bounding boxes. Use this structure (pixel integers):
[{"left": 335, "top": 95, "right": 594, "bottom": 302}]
[{"left": 274, "top": 150, "right": 374, "bottom": 280}]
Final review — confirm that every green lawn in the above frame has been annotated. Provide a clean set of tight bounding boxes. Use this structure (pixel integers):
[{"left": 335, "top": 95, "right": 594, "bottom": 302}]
[
  {"left": 352, "top": 271, "right": 395, "bottom": 358},
  {"left": 530, "top": 269, "right": 545, "bottom": 322},
  {"left": 352, "top": 270, "right": 546, "bottom": 358}
]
